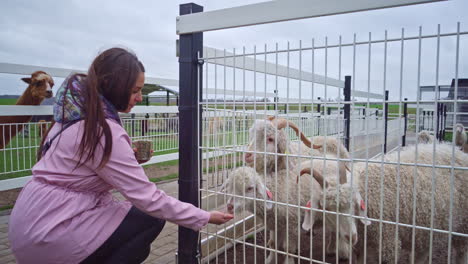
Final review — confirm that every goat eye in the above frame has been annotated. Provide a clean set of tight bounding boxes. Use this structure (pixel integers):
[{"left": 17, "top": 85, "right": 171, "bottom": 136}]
[
  {"left": 267, "top": 137, "right": 274, "bottom": 143},
  {"left": 246, "top": 186, "right": 254, "bottom": 191}
]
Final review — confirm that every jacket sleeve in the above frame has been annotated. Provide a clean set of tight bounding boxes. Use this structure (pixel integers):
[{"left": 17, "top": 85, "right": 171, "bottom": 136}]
[{"left": 95, "top": 120, "right": 210, "bottom": 231}]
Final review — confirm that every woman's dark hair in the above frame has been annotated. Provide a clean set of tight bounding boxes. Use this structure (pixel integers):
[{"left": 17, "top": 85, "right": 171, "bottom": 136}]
[{"left": 38, "top": 47, "right": 145, "bottom": 168}]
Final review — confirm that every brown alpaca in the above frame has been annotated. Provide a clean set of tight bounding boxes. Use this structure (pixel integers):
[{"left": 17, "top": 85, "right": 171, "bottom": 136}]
[{"left": 0, "top": 71, "right": 54, "bottom": 149}]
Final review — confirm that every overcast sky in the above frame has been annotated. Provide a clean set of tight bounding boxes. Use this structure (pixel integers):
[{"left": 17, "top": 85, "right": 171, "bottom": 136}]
[{"left": 1, "top": 0, "right": 468, "bottom": 102}]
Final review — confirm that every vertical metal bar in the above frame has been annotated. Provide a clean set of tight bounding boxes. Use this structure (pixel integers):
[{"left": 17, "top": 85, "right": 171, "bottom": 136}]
[
  {"left": 447, "top": 21, "right": 461, "bottom": 264},
  {"left": 344, "top": 76, "right": 351, "bottom": 151},
  {"left": 131, "top": 113, "right": 135, "bottom": 137},
  {"left": 178, "top": 3, "right": 203, "bottom": 264},
  {"left": 428, "top": 24, "right": 442, "bottom": 264},
  {"left": 317, "top": 97, "right": 321, "bottom": 135},
  {"left": 411, "top": 26, "right": 423, "bottom": 264},
  {"left": 384, "top": 90, "right": 389, "bottom": 154},
  {"left": 403, "top": 98, "right": 408, "bottom": 146}
]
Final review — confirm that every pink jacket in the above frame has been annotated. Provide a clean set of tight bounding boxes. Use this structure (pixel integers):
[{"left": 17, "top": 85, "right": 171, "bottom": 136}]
[{"left": 9, "top": 119, "right": 210, "bottom": 263}]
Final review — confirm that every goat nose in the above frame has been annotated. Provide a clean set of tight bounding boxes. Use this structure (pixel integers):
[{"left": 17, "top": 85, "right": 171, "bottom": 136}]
[{"left": 227, "top": 204, "right": 234, "bottom": 213}]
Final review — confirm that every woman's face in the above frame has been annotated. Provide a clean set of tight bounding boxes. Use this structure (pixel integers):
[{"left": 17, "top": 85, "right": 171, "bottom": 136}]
[{"left": 123, "top": 72, "right": 145, "bottom": 113}]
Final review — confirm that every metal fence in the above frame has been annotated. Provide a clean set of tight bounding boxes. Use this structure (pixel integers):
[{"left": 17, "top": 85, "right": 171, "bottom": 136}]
[
  {"left": 0, "top": 106, "right": 180, "bottom": 186},
  {"left": 177, "top": 2, "right": 468, "bottom": 264}
]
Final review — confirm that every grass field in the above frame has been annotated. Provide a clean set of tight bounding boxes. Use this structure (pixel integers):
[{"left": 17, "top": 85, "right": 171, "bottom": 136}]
[
  {"left": 0, "top": 104, "right": 425, "bottom": 181},
  {"left": 0, "top": 98, "right": 18, "bottom": 105}
]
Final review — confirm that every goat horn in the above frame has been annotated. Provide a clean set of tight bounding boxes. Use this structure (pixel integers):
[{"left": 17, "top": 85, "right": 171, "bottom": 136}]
[
  {"left": 273, "top": 118, "right": 313, "bottom": 149},
  {"left": 299, "top": 168, "right": 326, "bottom": 189},
  {"left": 338, "top": 162, "right": 348, "bottom": 185}
]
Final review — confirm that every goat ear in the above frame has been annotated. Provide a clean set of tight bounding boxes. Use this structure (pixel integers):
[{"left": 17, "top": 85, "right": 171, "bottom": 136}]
[
  {"left": 219, "top": 176, "right": 230, "bottom": 193},
  {"left": 355, "top": 192, "right": 371, "bottom": 226},
  {"left": 302, "top": 210, "right": 313, "bottom": 231},
  {"left": 22, "top": 77, "right": 32, "bottom": 84},
  {"left": 256, "top": 183, "right": 274, "bottom": 209}
]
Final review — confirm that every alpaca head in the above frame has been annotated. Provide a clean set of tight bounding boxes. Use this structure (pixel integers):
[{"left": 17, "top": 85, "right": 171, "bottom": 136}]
[{"left": 21, "top": 71, "right": 54, "bottom": 100}]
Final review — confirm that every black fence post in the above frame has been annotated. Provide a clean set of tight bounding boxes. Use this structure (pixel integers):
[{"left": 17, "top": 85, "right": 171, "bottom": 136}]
[
  {"left": 384, "top": 90, "right": 389, "bottom": 153},
  {"left": 430, "top": 111, "right": 434, "bottom": 130},
  {"left": 344, "top": 76, "right": 351, "bottom": 151},
  {"left": 402, "top": 98, "right": 408, "bottom": 147},
  {"left": 422, "top": 111, "right": 426, "bottom": 131},
  {"left": 178, "top": 3, "right": 203, "bottom": 264},
  {"left": 274, "top": 89, "right": 278, "bottom": 111},
  {"left": 317, "top": 97, "right": 321, "bottom": 113},
  {"left": 443, "top": 104, "right": 447, "bottom": 140},
  {"left": 167, "top": 91, "right": 170, "bottom": 106},
  {"left": 436, "top": 103, "right": 441, "bottom": 141},
  {"left": 327, "top": 107, "right": 331, "bottom": 115}
]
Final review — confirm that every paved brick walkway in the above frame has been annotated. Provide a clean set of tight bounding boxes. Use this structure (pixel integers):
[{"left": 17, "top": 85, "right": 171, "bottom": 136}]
[{"left": 0, "top": 180, "right": 180, "bottom": 264}]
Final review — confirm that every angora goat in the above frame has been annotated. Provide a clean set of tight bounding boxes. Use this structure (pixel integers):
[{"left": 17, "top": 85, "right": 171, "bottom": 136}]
[
  {"left": 223, "top": 166, "right": 323, "bottom": 264},
  {"left": 454, "top": 123, "right": 468, "bottom": 153},
  {"left": 300, "top": 143, "right": 468, "bottom": 263},
  {"left": 245, "top": 116, "right": 349, "bottom": 174}
]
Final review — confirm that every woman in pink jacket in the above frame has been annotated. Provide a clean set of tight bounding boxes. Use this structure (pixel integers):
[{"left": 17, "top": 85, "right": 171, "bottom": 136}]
[{"left": 8, "top": 47, "right": 233, "bottom": 264}]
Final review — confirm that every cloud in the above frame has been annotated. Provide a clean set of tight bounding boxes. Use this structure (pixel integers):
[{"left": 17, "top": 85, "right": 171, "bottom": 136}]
[{"left": 1, "top": 0, "right": 467, "bottom": 100}]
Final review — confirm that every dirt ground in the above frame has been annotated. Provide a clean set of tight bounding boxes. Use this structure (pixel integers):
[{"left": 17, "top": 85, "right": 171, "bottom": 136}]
[
  {"left": 208, "top": 229, "right": 355, "bottom": 264},
  {"left": 143, "top": 162, "right": 179, "bottom": 180}
]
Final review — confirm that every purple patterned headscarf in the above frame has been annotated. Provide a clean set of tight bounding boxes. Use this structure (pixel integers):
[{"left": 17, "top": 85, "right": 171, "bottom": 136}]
[{"left": 54, "top": 74, "right": 121, "bottom": 125}]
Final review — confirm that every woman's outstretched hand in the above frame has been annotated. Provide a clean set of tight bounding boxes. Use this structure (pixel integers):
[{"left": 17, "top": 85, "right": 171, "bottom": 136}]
[{"left": 208, "top": 211, "right": 234, "bottom": 225}]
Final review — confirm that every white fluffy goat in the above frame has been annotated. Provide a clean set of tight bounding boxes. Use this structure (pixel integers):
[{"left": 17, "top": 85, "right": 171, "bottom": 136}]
[
  {"left": 244, "top": 116, "right": 350, "bottom": 174},
  {"left": 223, "top": 166, "right": 323, "bottom": 264},
  {"left": 454, "top": 123, "right": 468, "bottom": 153},
  {"left": 300, "top": 143, "right": 468, "bottom": 263},
  {"left": 417, "top": 130, "right": 434, "bottom": 144},
  {"left": 244, "top": 117, "right": 318, "bottom": 174}
]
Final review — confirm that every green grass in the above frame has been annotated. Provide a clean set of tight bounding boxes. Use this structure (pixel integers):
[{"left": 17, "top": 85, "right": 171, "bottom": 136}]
[
  {"left": 0, "top": 98, "right": 17, "bottom": 105},
  {"left": 444, "top": 131, "right": 468, "bottom": 142},
  {"left": 149, "top": 173, "right": 179, "bottom": 183},
  {"left": 0, "top": 205, "right": 14, "bottom": 211},
  {"left": 0, "top": 126, "right": 43, "bottom": 180}
]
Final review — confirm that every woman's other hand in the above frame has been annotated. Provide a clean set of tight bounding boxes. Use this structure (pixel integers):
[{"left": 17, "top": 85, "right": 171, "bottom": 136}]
[{"left": 208, "top": 211, "right": 234, "bottom": 225}]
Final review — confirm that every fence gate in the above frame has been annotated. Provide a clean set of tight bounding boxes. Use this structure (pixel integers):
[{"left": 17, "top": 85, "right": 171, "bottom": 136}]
[{"left": 177, "top": 1, "right": 468, "bottom": 264}]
